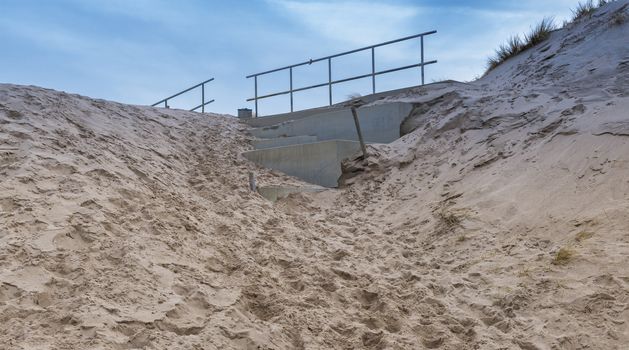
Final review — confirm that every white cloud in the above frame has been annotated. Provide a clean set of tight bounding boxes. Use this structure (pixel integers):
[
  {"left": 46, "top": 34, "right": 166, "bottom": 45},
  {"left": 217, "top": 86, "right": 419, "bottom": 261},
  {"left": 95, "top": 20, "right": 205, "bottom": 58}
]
[
  {"left": 268, "top": 0, "right": 420, "bottom": 47},
  {"left": 62, "top": 0, "right": 192, "bottom": 28},
  {"left": 0, "top": 18, "right": 91, "bottom": 54}
]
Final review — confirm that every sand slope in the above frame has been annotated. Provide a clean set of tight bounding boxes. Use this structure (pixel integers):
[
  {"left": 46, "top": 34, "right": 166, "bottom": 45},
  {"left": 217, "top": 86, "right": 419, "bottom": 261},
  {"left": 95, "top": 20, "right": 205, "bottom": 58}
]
[
  {"left": 1, "top": 1, "right": 629, "bottom": 349},
  {"left": 0, "top": 85, "right": 308, "bottom": 349},
  {"left": 332, "top": 1, "right": 629, "bottom": 348}
]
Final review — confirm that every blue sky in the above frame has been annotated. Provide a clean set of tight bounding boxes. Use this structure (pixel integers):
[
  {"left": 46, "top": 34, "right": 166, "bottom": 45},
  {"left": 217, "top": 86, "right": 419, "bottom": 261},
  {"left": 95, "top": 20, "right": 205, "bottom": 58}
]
[{"left": 1, "top": 0, "right": 579, "bottom": 116}]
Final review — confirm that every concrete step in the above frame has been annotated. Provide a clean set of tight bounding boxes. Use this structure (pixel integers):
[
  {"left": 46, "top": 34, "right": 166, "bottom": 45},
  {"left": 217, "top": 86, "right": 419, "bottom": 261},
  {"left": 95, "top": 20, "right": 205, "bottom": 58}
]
[
  {"left": 243, "top": 105, "right": 342, "bottom": 128},
  {"left": 242, "top": 140, "right": 362, "bottom": 188},
  {"left": 252, "top": 135, "right": 318, "bottom": 150},
  {"left": 241, "top": 83, "right": 459, "bottom": 127},
  {"left": 249, "top": 102, "right": 412, "bottom": 144},
  {"left": 241, "top": 81, "right": 468, "bottom": 189}
]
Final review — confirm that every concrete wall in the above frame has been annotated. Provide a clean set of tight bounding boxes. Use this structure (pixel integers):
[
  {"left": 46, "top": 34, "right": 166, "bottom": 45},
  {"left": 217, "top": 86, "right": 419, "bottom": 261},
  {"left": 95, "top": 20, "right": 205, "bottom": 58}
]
[
  {"left": 242, "top": 83, "right": 459, "bottom": 127},
  {"left": 242, "top": 140, "right": 361, "bottom": 187},
  {"left": 243, "top": 105, "right": 341, "bottom": 128},
  {"left": 249, "top": 102, "right": 412, "bottom": 144},
  {"left": 252, "top": 135, "right": 318, "bottom": 150}
]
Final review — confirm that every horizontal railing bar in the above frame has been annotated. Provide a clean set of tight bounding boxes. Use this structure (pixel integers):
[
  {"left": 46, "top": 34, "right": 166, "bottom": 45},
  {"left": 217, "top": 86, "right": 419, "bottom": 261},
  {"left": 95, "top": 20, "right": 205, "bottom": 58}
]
[
  {"left": 246, "top": 31, "right": 437, "bottom": 78},
  {"left": 246, "top": 60, "right": 437, "bottom": 102},
  {"left": 190, "top": 99, "right": 215, "bottom": 112},
  {"left": 152, "top": 78, "right": 214, "bottom": 106},
  {"left": 372, "top": 60, "right": 437, "bottom": 76},
  {"left": 248, "top": 82, "right": 330, "bottom": 101}
]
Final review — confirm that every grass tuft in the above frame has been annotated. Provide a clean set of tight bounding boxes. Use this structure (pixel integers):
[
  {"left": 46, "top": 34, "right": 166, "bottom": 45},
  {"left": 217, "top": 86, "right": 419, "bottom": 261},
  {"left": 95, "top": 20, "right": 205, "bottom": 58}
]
[
  {"left": 524, "top": 17, "right": 556, "bottom": 48},
  {"left": 572, "top": 1, "right": 598, "bottom": 21},
  {"left": 434, "top": 208, "right": 464, "bottom": 235},
  {"left": 485, "top": 17, "right": 556, "bottom": 73},
  {"left": 610, "top": 5, "right": 628, "bottom": 26},
  {"left": 437, "top": 210, "right": 461, "bottom": 228},
  {"left": 552, "top": 247, "right": 575, "bottom": 265},
  {"left": 575, "top": 231, "right": 594, "bottom": 242},
  {"left": 484, "top": 0, "right": 619, "bottom": 74}
]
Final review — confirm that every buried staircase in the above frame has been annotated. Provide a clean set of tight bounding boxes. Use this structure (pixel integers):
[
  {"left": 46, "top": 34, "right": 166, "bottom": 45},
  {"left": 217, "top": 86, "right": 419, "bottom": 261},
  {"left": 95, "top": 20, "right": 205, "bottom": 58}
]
[
  {"left": 241, "top": 101, "right": 414, "bottom": 197},
  {"left": 239, "top": 31, "right": 438, "bottom": 198}
]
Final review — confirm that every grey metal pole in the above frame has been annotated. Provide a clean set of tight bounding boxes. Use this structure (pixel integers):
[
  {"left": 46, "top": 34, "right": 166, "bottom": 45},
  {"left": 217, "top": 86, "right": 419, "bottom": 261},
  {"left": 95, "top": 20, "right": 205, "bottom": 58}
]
[
  {"left": 254, "top": 76, "right": 258, "bottom": 117},
  {"left": 328, "top": 58, "right": 332, "bottom": 105},
  {"left": 201, "top": 83, "right": 205, "bottom": 114},
  {"left": 249, "top": 172, "right": 256, "bottom": 192},
  {"left": 421, "top": 35, "right": 425, "bottom": 85},
  {"left": 289, "top": 67, "right": 293, "bottom": 112},
  {"left": 371, "top": 47, "right": 376, "bottom": 94},
  {"left": 350, "top": 106, "right": 368, "bottom": 159}
]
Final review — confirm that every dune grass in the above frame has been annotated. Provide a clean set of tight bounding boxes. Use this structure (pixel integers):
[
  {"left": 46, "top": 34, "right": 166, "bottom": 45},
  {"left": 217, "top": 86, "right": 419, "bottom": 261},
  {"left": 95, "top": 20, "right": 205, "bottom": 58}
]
[
  {"left": 610, "top": 3, "right": 628, "bottom": 26},
  {"left": 485, "top": 17, "right": 556, "bottom": 73},
  {"left": 524, "top": 17, "right": 556, "bottom": 46},
  {"left": 575, "top": 230, "right": 594, "bottom": 242},
  {"left": 552, "top": 247, "right": 575, "bottom": 265},
  {"left": 485, "top": 1, "right": 619, "bottom": 74},
  {"left": 572, "top": 0, "right": 598, "bottom": 21},
  {"left": 435, "top": 209, "right": 464, "bottom": 235}
]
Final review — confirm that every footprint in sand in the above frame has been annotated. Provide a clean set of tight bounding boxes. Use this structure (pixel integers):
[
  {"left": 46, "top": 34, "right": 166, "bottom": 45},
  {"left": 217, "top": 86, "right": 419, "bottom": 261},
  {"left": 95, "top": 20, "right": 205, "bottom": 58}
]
[{"left": 52, "top": 226, "right": 93, "bottom": 251}]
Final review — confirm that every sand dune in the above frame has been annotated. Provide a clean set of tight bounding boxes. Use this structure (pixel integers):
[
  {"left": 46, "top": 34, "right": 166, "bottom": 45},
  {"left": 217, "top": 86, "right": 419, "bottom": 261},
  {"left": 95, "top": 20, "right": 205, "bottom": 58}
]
[{"left": 1, "top": 1, "right": 629, "bottom": 349}]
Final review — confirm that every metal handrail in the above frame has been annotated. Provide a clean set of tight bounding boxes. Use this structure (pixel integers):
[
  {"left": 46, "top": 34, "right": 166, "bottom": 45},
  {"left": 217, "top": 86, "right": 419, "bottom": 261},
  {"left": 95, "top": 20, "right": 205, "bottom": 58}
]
[
  {"left": 152, "top": 78, "right": 214, "bottom": 113},
  {"left": 246, "top": 31, "right": 437, "bottom": 116}
]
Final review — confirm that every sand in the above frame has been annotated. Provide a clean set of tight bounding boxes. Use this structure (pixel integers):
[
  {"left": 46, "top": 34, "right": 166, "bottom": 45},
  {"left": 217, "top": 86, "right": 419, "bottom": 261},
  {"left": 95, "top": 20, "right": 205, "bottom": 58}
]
[{"left": 1, "top": 1, "right": 628, "bottom": 349}]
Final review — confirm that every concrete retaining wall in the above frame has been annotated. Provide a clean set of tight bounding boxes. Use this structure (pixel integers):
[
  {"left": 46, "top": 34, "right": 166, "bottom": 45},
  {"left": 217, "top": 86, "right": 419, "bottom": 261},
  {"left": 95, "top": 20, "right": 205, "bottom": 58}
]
[
  {"left": 252, "top": 135, "right": 318, "bottom": 150},
  {"left": 242, "top": 140, "right": 361, "bottom": 187},
  {"left": 242, "top": 84, "right": 456, "bottom": 127},
  {"left": 249, "top": 102, "right": 412, "bottom": 144},
  {"left": 243, "top": 106, "right": 341, "bottom": 128}
]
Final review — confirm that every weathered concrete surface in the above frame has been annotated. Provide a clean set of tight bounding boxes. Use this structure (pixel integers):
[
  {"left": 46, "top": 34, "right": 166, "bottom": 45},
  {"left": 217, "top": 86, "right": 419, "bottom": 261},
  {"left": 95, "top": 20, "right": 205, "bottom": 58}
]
[
  {"left": 242, "top": 82, "right": 461, "bottom": 127},
  {"left": 257, "top": 185, "right": 325, "bottom": 201},
  {"left": 249, "top": 102, "right": 412, "bottom": 144},
  {"left": 244, "top": 105, "right": 341, "bottom": 128},
  {"left": 252, "top": 135, "right": 318, "bottom": 150},
  {"left": 242, "top": 140, "right": 361, "bottom": 187}
]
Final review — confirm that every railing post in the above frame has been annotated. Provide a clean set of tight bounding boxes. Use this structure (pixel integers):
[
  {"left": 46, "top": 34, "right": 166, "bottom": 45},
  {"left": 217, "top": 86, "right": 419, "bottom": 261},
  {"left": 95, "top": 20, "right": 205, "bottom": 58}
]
[
  {"left": 245, "top": 31, "right": 436, "bottom": 114},
  {"left": 328, "top": 58, "right": 332, "bottom": 106},
  {"left": 289, "top": 67, "right": 293, "bottom": 112},
  {"left": 371, "top": 47, "right": 376, "bottom": 94},
  {"left": 421, "top": 35, "right": 425, "bottom": 85},
  {"left": 254, "top": 76, "right": 258, "bottom": 117},
  {"left": 152, "top": 78, "right": 214, "bottom": 111}
]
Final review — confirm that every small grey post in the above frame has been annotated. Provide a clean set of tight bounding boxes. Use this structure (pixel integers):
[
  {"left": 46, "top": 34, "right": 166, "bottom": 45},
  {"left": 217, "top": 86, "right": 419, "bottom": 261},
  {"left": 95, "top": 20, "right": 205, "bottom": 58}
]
[
  {"left": 248, "top": 172, "right": 257, "bottom": 192},
  {"left": 238, "top": 108, "right": 253, "bottom": 119},
  {"left": 348, "top": 99, "right": 368, "bottom": 159}
]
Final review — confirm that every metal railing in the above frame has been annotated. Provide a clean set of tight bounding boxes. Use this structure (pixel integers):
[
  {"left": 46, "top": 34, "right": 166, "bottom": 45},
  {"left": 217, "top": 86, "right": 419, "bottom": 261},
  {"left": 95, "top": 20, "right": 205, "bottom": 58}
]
[
  {"left": 152, "top": 78, "right": 215, "bottom": 113},
  {"left": 246, "top": 31, "right": 437, "bottom": 116}
]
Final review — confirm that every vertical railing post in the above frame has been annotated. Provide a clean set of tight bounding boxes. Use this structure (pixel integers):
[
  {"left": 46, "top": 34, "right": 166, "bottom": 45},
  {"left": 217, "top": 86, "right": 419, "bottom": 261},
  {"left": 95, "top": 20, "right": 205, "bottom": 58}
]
[
  {"left": 289, "top": 67, "right": 293, "bottom": 112},
  {"left": 371, "top": 47, "right": 376, "bottom": 94},
  {"left": 254, "top": 76, "right": 258, "bottom": 117},
  {"left": 421, "top": 35, "right": 425, "bottom": 85},
  {"left": 246, "top": 31, "right": 436, "bottom": 114},
  {"left": 201, "top": 83, "right": 205, "bottom": 114},
  {"left": 328, "top": 58, "right": 332, "bottom": 106}
]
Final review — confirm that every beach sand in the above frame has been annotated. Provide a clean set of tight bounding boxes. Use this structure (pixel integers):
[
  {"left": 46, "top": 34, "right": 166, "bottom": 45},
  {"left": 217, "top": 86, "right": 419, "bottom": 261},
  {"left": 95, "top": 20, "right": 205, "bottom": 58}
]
[{"left": 1, "top": 1, "right": 628, "bottom": 349}]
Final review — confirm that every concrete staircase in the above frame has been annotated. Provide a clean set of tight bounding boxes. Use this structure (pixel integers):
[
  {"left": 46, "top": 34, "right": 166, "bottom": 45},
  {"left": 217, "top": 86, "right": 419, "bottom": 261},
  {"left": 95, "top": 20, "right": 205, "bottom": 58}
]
[{"left": 241, "top": 100, "right": 414, "bottom": 196}]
